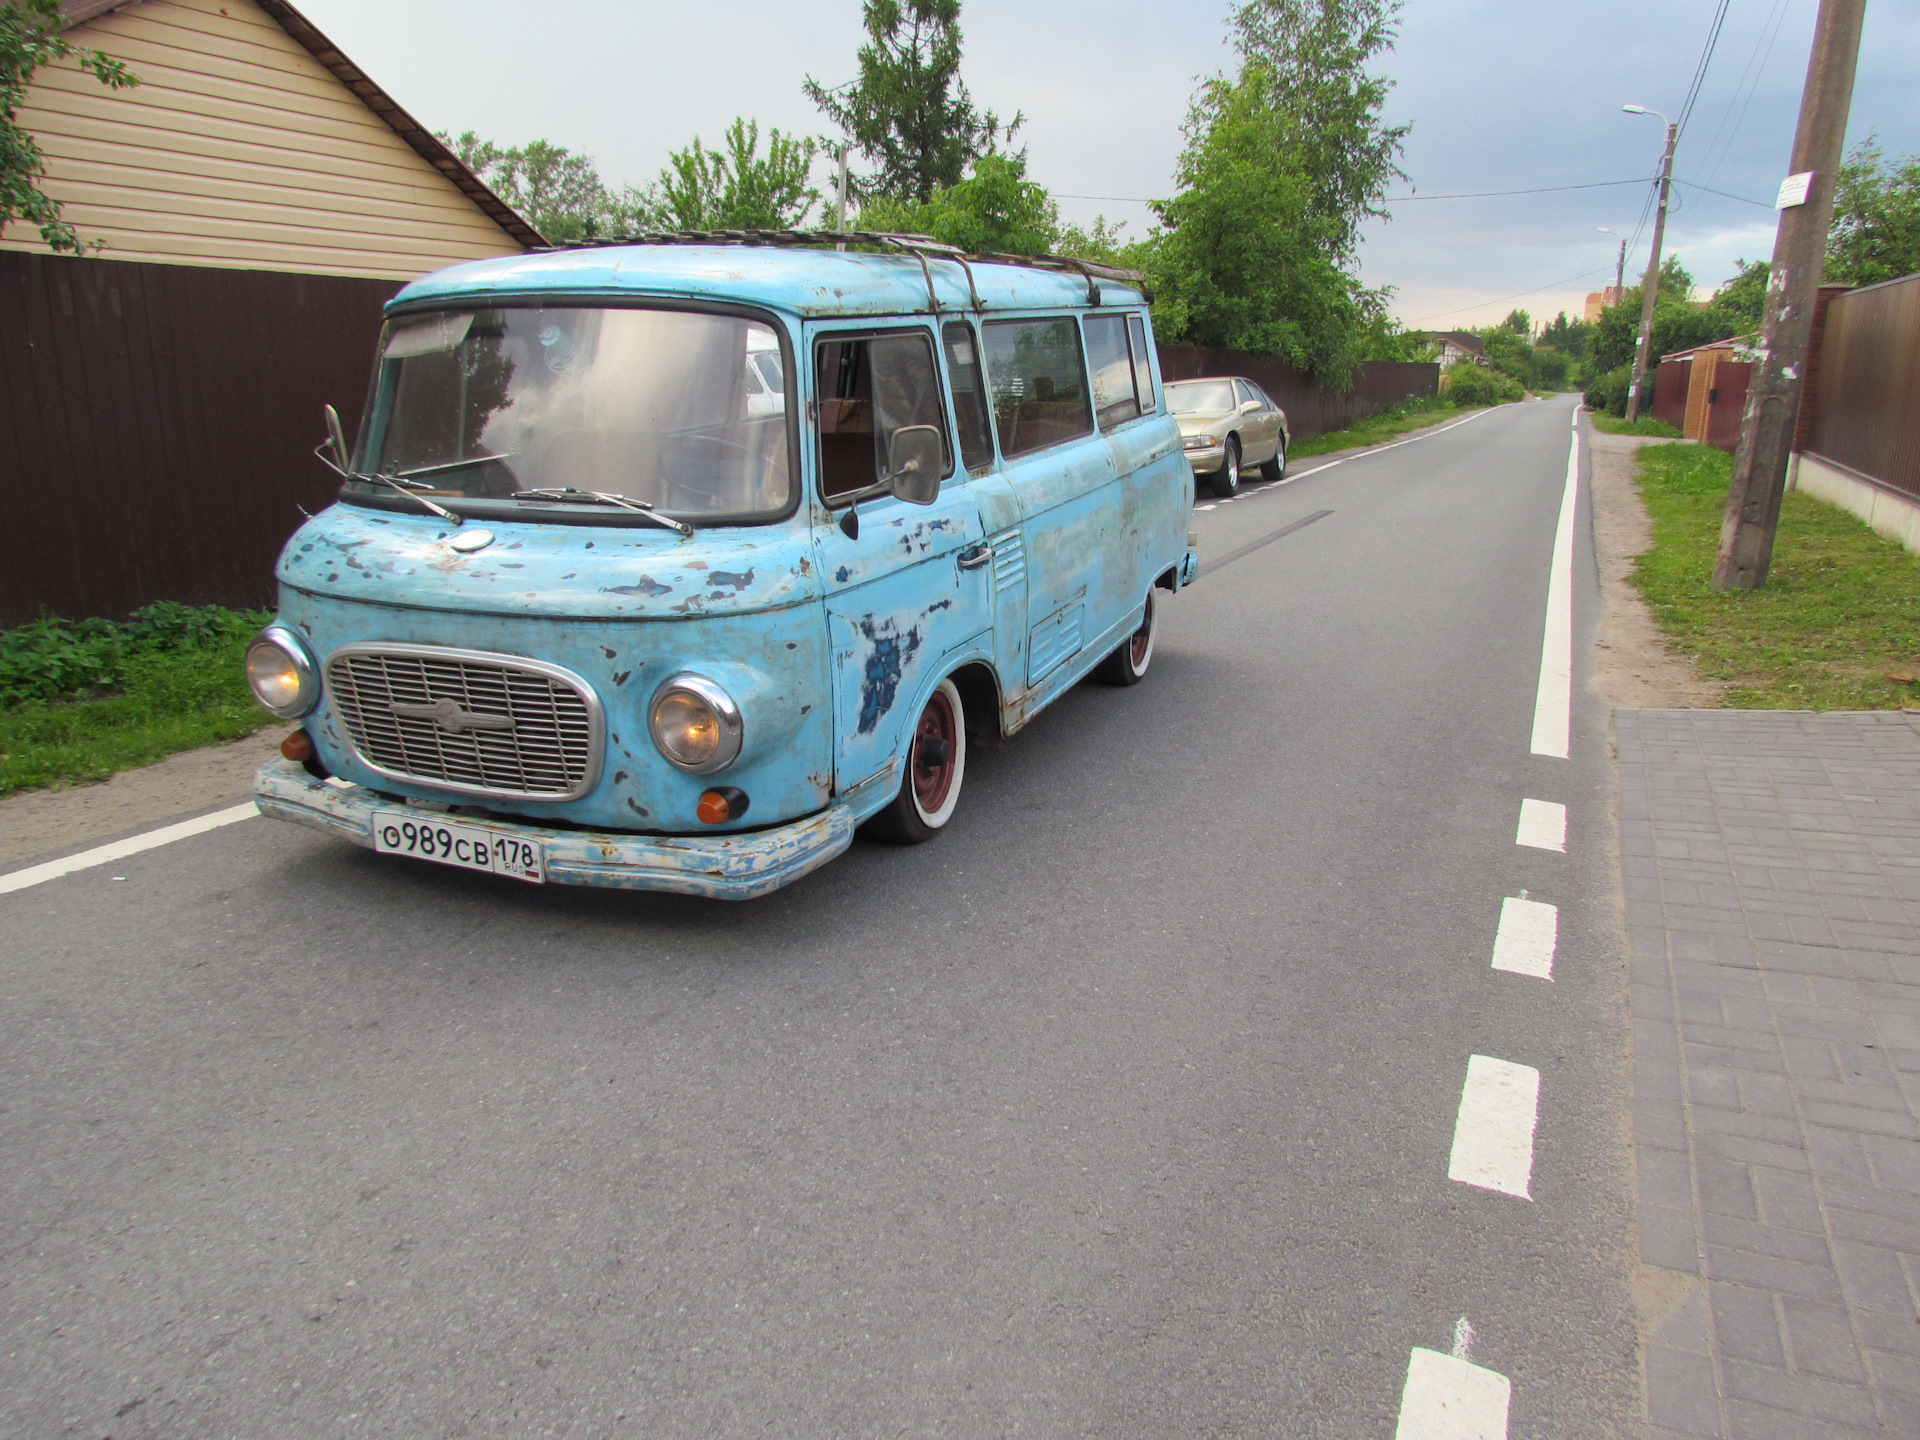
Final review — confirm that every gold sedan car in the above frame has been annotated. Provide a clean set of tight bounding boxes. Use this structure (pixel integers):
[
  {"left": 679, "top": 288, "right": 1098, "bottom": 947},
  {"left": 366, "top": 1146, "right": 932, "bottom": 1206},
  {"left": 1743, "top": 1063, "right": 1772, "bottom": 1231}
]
[{"left": 1168, "top": 377, "right": 1290, "bottom": 498}]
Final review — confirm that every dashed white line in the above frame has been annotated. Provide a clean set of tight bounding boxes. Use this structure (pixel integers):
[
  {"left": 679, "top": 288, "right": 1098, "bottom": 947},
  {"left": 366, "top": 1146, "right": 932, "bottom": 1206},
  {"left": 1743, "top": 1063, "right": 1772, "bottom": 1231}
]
[
  {"left": 1447, "top": 1055, "right": 1540, "bottom": 1199},
  {"left": 0, "top": 802, "right": 260, "bottom": 896},
  {"left": 1490, "top": 896, "right": 1557, "bottom": 979},
  {"left": 1394, "top": 1346, "right": 1511, "bottom": 1440},
  {"left": 1529, "top": 411, "right": 1580, "bottom": 758},
  {"left": 1514, "top": 798, "right": 1566, "bottom": 852}
]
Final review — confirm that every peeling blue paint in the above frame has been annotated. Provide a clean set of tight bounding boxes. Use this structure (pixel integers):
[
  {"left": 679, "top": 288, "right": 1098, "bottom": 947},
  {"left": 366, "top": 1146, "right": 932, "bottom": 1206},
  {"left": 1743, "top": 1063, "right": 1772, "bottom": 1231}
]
[
  {"left": 854, "top": 616, "right": 922, "bottom": 735},
  {"left": 603, "top": 576, "right": 671, "bottom": 597}
]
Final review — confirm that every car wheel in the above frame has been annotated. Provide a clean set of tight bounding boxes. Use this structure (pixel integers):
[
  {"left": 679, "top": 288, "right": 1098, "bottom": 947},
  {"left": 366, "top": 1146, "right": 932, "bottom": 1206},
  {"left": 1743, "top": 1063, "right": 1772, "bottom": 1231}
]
[
  {"left": 1259, "top": 437, "right": 1286, "bottom": 482},
  {"left": 1210, "top": 436, "right": 1242, "bottom": 498},
  {"left": 864, "top": 677, "right": 966, "bottom": 844},
  {"left": 1097, "top": 588, "right": 1159, "bottom": 686}
]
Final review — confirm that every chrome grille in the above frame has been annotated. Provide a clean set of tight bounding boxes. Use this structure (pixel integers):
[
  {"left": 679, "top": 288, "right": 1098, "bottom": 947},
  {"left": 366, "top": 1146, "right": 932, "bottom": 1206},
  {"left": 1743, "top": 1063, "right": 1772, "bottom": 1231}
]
[{"left": 325, "top": 645, "right": 601, "bottom": 801}]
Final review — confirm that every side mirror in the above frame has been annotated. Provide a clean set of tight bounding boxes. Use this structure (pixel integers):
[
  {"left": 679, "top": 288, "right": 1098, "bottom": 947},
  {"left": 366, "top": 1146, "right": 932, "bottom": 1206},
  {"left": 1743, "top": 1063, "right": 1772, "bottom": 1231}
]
[
  {"left": 324, "top": 403, "right": 351, "bottom": 469},
  {"left": 885, "top": 424, "right": 944, "bottom": 505},
  {"left": 1239, "top": 399, "right": 1260, "bottom": 413}
]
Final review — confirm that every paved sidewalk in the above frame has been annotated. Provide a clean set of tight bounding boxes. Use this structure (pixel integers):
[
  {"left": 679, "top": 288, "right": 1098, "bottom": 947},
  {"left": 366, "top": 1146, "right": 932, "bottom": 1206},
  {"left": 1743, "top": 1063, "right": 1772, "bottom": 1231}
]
[{"left": 1621, "top": 710, "right": 1920, "bottom": 1439}]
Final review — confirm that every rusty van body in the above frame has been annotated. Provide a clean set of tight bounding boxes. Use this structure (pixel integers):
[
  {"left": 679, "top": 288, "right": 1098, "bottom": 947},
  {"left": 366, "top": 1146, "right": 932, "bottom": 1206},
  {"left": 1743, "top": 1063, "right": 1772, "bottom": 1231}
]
[{"left": 246, "top": 235, "right": 1199, "bottom": 898}]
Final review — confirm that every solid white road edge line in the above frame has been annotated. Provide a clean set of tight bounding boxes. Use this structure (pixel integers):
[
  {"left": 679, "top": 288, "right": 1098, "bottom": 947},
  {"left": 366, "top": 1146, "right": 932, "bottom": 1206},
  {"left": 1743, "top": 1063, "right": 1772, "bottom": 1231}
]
[
  {"left": 1448, "top": 1055, "right": 1540, "bottom": 1199},
  {"left": 0, "top": 802, "right": 260, "bottom": 896},
  {"left": 1394, "top": 1347, "right": 1511, "bottom": 1440},
  {"left": 1529, "top": 411, "right": 1580, "bottom": 758},
  {"left": 1516, "top": 798, "right": 1568, "bottom": 852},
  {"left": 1491, "top": 896, "right": 1557, "bottom": 979}
]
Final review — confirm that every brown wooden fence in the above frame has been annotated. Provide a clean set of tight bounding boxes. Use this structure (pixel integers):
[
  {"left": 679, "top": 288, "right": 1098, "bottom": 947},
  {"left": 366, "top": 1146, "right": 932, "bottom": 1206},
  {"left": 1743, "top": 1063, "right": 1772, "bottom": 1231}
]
[
  {"left": 1804, "top": 273, "right": 1920, "bottom": 497},
  {"left": 0, "top": 250, "right": 397, "bottom": 628},
  {"left": 1155, "top": 346, "right": 1440, "bottom": 439},
  {"left": 1651, "top": 359, "right": 1691, "bottom": 429}
]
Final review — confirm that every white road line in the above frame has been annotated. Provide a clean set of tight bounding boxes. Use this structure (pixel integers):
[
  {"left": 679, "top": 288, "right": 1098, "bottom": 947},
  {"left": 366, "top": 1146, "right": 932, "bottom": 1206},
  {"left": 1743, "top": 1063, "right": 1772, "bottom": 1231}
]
[
  {"left": 1491, "top": 896, "right": 1557, "bottom": 979},
  {"left": 1529, "top": 411, "right": 1580, "bottom": 758},
  {"left": 1213, "top": 405, "right": 1500, "bottom": 495},
  {"left": 0, "top": 802, "right": 259, "bottom": 896},
  {"left": 1394, "top": 1347, "right": 1511, "bottom": 1440},
  {"left": 1515, "top": 798, "right": 1567, "bottom": 852},
  {"left": 1448, "top": 1055, "right": 1540, "bottom": 1199}
]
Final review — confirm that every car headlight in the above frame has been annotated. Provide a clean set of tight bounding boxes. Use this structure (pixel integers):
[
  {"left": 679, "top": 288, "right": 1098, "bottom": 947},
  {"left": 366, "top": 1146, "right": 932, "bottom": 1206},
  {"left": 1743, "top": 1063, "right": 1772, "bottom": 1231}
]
[
  {"left": 649, "top": 674, "right": 743, "bottom": 774},
  {"left": 245, "top": 626, "right": 319, "bottom": 718},
  {"left": 1183, "top": 434, "right": 1215, "bottom": 449}
]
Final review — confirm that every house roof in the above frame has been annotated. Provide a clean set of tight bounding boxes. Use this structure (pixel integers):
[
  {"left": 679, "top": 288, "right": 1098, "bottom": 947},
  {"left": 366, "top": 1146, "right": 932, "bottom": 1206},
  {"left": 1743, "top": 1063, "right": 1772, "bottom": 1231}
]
[
  {"left": 1416, "top": 331, "right": 1484, "bottom": 355},
  {"left": 58, "top": 0, "right": 545, "bottom": 250}
]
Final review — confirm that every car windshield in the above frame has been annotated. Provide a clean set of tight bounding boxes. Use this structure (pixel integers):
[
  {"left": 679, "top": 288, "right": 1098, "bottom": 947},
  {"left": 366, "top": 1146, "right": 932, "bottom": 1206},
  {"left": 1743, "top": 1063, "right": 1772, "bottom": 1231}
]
[
  {"left": 1166, "top": 380, "right": 1235, "bottom": 415},
  {"left": 352, "top": 306, "right": 792, "bottom": 523}
]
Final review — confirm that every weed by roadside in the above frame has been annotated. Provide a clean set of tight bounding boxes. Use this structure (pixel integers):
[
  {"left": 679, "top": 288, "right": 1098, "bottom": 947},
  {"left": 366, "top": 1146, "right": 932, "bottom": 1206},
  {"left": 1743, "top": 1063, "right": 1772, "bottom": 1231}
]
[
  {"left": 1292, "top": 397, "right": 1465, "bottom": 459},
  {"left": 0, "top": 604, "right": 277, "bottom": 795},
  {"left": 1590, "top": 411, "right": 1683, "bottom": 438},
  {"left": 1632, "top": 443, "right": 1920, "bottom": 709}
]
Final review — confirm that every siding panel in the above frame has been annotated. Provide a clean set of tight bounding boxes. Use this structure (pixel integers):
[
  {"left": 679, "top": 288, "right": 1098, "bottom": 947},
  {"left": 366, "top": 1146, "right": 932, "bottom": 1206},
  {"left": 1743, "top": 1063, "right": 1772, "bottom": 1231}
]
[{"left": 0, "top": 0, "right": 523, "bottom": 280}]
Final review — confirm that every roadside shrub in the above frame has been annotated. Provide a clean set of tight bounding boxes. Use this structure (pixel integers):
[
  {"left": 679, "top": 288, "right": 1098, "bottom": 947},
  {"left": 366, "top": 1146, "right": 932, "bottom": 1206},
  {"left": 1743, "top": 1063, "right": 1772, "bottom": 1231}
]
[
  {"left": 1442, "top": 363, "right": 1524, "bottom": 407},
  {"left": 1584, "top": 364, "right": 1633, "bottom": 416},
  {"left": 0, "top": 603, "right": 267, "bottom": 708}
]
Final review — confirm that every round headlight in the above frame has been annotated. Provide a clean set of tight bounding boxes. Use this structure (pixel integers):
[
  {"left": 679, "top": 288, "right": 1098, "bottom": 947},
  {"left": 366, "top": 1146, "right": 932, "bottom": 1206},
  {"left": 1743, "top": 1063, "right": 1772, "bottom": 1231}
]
[
  {"left": 245, "top": 626, "right": 319, "bottom": 718},
  {"left": 649, "top": 674, "right": 743, "bottom": 775}
]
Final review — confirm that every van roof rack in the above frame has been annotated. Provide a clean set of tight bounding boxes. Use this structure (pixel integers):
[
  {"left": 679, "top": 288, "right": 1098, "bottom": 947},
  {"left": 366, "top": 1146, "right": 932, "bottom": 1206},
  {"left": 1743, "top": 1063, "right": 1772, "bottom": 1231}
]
[{"left": 543, "top": 228, "right": 1151, "bottom": 311}]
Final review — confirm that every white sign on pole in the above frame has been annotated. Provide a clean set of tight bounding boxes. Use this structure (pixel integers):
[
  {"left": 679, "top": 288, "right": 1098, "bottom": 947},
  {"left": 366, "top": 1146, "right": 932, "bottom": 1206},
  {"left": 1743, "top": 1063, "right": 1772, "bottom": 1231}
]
[{"left": 1776, "top": 171, "right": 1814, "bottom": 209}]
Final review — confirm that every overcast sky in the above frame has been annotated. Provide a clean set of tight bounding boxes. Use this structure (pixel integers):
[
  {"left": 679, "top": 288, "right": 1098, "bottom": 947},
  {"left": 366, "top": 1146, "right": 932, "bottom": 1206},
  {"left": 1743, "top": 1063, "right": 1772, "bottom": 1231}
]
[{"left": 300, "top": 0, "right": 1920, "bottom": 331}]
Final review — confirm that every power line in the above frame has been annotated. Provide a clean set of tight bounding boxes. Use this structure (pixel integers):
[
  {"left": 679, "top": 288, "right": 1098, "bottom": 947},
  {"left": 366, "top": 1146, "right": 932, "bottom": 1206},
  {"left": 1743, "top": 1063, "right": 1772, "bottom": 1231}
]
[
  {"left": 1676, "top": 0, "right": 1736, "bottom": 140},
  {"left": 1382, "top": 180, "right": 1645, "bottom": 201},
  {"left": 1404, "top": 265, "right": 1615, "bottom": 327},
  {"left": 1697, "top": 0, "right": 1793, "bottom": 197}
]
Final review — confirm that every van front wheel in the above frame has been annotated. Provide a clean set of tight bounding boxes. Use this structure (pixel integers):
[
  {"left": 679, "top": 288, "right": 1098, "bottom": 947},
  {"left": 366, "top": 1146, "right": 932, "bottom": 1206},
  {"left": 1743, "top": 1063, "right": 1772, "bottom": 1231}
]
[{"left": 864, "top": 677, "right": 966, "bottom": 844}]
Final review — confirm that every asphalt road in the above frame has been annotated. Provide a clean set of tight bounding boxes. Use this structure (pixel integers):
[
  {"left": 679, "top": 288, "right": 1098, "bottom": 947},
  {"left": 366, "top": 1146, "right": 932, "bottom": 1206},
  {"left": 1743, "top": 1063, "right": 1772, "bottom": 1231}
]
[{"left": 0, "top": 394, "right": 1638, "bottom": 1438}]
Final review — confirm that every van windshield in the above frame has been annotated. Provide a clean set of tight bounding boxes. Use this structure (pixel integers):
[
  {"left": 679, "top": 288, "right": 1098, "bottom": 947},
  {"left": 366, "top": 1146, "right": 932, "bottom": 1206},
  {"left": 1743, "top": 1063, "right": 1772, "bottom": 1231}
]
[{"left": 352, "top": 306, "right": 792, "bottom": 524}]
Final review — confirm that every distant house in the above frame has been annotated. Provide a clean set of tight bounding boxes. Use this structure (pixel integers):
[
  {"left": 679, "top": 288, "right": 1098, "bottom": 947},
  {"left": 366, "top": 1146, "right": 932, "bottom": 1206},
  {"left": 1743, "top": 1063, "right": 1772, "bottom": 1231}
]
[
  {"left": 1417, "top": 332, "right": 1484, "bottom": 369},
  {"left": 1, "top": 0, "right": 544, "bottom": 626},
  {"left": 1584, "top": 286, "right": 1625, "bottom": 324}
]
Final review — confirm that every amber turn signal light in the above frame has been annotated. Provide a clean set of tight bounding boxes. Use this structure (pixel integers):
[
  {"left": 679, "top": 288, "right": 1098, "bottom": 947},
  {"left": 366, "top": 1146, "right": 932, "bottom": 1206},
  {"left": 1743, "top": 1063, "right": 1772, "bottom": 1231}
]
[
  {"left": 280, "top": 729, "right": 315, "bottom": 762},
  {"left": 696, "top": 787, "right": 749, "bottom": 825}
]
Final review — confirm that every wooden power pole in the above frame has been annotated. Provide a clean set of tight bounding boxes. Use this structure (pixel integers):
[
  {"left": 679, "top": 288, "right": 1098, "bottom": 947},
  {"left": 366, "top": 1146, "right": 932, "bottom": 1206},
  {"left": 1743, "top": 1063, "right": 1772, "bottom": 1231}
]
[
  {"left": 1713, "top": 0, "right": 1868, "bottom": 590},
  {"left": 1625, "top": 115, "right": 1678, "bottom": 424}
]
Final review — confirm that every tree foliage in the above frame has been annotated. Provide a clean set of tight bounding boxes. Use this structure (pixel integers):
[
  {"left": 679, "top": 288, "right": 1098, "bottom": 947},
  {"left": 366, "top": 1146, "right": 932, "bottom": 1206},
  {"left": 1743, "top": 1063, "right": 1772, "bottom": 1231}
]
[
  {"left": 803, "top": 0, "right": 1015, "bottom": 204},
  {"left": 1, "top": 0, "right": 137, "bottom": 253},
  {"left": 859, "top": 151, "right": 1055, "bottom": 253},
  {"left": 1539, "top": 312, "right": 1590, "bottom": 360},
  {"left": 1827, "top": 134, "right": 1920, "bottom": 287},
  {"left": 1228, "top": 0, "right": 1408, "bottom": 262},
  {"left": 446, "top": 121, "right": 819, "bottom": 240}
]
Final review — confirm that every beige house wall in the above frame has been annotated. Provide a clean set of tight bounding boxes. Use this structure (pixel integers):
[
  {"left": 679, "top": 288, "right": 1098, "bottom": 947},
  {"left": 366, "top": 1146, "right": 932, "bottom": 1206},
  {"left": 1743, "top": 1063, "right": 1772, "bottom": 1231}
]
[{"left": 0, "top": 0, "right": 524, "bottom": 281}]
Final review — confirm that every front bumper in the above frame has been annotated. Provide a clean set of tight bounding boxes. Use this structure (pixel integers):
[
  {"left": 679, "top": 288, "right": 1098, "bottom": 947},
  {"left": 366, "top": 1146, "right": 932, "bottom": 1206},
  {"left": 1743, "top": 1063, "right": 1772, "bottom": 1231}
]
[
  {"left": 254, "top": 758, "right": 853, "bottom": 900},
  {"left": 1183, "top": 442, "right": 1225, "bottom": 472}
]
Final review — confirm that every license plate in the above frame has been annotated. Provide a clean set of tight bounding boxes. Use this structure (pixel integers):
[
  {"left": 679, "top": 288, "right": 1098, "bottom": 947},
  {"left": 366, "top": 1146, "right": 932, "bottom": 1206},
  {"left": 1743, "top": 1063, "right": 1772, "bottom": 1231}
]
[{"left": 371, "top": 809, "right": 544, "bottom": 883}]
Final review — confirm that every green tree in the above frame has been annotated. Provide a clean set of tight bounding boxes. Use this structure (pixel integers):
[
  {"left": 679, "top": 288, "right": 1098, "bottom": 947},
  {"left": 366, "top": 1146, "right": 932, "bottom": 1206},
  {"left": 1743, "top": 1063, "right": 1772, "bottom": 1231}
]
[
  {"left": 1708, "top": 258, "right": 1769, "bottom": 330},
  {"left": 1479, "top": 327, "right": 1535, "bottom": 386},
  {"left": 1500, "top": 308, "right": 1531, "bottom": 335},
  {"left": 803, "top": 0, "right": 1016, "bottom": 204},
  {"left": 1538, "top": 312, "right": 1590, "bottom": 360},
  {"left": 1146, "top": 62, "right": 1381, "bottom": 379},
  {"left": 647, "top": 119, "right": 819, "bottom": 230},
  {"left": 1228, "top": 0, "right": 1409, "bottom": 262},
  {"left": 1587, "top": 255, "right": 1714, "bottom": 372},
  {"left": 1827, "top": 134, "right": 1920, "bottom": 286},
  {"left": 1, "top": 0, "right": 136, "bottom": 253},
  {"left": 859, "top": 150, "right": 1054, "bottom": 253},
  {"left": 445, "top": 132, "right": 605, "bottom": 240}
]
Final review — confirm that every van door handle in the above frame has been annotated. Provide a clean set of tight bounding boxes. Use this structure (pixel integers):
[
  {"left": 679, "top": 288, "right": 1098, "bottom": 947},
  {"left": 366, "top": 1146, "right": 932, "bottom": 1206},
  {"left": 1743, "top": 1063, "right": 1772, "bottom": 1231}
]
[{"left": 957, "top": 543, "right": 995, "bottom": 570}]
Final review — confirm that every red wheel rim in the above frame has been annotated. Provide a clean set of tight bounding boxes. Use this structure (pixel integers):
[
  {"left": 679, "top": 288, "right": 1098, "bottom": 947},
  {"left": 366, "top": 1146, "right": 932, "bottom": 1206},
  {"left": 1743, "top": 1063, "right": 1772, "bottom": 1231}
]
[
  {"left": 911, "top": 689, "right": 959, "bottom": 815},
  {"left": 1128, "top": 595, "right": 1156, "bottom": 669}
]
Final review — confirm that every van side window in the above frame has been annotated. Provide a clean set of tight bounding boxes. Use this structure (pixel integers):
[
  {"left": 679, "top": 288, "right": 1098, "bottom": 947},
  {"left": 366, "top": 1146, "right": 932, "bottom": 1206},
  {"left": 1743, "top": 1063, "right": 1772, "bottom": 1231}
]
[
  {"left": 1127, "top": 314, "right": 1155, "bottom": 412},
  {"left": 981, "top": 317, "right": 1094, "bottom": 458},
  {"left": 815, "top": 331, "right": 952, "bottom": 502},
  {"left": 941, "top": 321, "right": 996, "bottom": 471},
  {"left": 1084, "top": 314, "right": 1141, "bottom": 429}
]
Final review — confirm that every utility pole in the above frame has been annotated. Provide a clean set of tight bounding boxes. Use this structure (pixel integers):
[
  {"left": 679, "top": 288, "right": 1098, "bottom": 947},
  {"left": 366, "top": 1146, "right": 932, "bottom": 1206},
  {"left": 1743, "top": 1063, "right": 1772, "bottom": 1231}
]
[
  {"left": 1614, "top": 237, "right": 1627, "bottom": 297},
  {"left": 1624, "top": 107, "right": 1678, "bottom": 424},
  {"left": 833, "top": 146, "right": 850, "bottom": 251},
  {"left": 1713, "top": 0, "right": 1867, "bottom": 590}
]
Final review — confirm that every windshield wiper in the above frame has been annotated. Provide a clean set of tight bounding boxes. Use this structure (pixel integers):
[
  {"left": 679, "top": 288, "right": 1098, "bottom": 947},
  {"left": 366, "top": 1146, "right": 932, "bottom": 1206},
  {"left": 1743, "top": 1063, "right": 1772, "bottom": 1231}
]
[
  {"left": 314, "top": 440, "right": 463, "bottom": 524},
  {"left": 394, "top": 453, "right": 519, "bottom": 481},
  {"left": 514, "top": 487, "right": 694, "bottom": 537}
]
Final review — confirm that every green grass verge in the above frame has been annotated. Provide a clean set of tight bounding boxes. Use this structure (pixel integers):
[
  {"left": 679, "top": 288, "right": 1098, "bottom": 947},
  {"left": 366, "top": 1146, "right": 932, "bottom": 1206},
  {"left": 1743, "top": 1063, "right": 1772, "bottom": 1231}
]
[
  {"left": 1589, "top": 411, "right": 1683, "bottom": 437},
  {"left": 1633, "top": 442, "right": 1920, "bottom": 709},
  {"left": 1292, "top": 397, "right": 1466, "bottom": 459},
  {"left": 0, "top": 631, "right": 279, "bottom": 796}
]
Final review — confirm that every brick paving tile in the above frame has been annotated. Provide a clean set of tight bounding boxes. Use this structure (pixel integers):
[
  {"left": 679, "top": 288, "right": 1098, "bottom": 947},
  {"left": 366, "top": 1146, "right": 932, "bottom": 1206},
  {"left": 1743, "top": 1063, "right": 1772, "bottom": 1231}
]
[{"left": 1624, "top": 711, "right": 1920, "bottom": 1437}]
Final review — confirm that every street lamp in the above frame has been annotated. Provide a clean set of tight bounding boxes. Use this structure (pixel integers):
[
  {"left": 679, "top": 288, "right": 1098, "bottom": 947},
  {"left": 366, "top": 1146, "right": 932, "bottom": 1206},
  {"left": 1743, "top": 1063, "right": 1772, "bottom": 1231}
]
[{"left": 1622, "top": 104, "right": 1679, "bottom": 423}]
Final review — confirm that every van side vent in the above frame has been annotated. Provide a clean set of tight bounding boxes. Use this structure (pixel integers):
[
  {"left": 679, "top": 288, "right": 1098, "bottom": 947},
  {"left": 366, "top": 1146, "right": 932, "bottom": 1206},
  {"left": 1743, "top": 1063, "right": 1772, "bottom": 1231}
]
[{"left": 989, "top": 528, "right": 1025, "bottom": 593}]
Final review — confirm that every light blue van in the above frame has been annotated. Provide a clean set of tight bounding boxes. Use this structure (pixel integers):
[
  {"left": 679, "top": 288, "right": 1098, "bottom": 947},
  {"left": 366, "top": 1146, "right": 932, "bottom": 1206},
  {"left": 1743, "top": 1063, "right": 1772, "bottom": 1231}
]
[{"left": 246, "top": 235, "right": 1199, "bottom": 898}]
